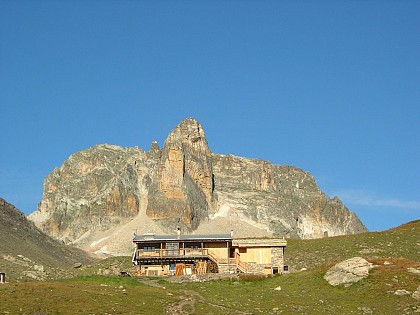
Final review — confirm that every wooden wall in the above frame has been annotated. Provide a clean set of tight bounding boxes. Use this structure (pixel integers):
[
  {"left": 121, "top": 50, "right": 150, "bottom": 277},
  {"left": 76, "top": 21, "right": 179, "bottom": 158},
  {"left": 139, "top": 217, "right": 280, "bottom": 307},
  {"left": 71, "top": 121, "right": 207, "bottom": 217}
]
[
  {"left": 236, "top": 247, "right": 273, "bottom": 264},
  {"left": 205, "top": 241, "right": 229, "bottom": 260}
]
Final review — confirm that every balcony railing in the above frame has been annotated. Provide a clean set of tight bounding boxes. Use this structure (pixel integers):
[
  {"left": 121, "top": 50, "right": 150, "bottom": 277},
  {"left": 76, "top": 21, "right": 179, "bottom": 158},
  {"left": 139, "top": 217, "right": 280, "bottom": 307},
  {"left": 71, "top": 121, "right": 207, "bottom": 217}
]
[
  {"left": 135, "top": 248, "right": 210, "bottom": 259},
  {"left": 134, "top": 248, "right": 250, "bottom": 273}
]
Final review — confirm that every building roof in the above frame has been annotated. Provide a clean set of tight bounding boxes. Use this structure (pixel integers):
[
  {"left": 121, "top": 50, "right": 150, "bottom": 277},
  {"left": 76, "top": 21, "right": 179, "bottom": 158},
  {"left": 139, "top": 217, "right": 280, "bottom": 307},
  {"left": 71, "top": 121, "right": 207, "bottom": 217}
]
[
  {"left": 233, "top": 238, "right": 287, "bottom": 247},
  {"left": 133, "top": 233, "right": 232, "bottom": 243}
]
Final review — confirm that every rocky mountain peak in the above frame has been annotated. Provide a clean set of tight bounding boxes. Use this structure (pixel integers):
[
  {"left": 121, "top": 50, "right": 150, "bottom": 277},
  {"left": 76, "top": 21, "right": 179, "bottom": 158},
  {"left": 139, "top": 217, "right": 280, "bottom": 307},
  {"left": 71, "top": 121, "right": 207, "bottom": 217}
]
[
  {"left": 147, "top": 141, "right": 161, "bottom": 160},
  {"left": 29, "top": 118, "right": 367, "bottom": 256},
  {"left": 146, "top": 118, "right": 214, "bottom": 230},
  {"left": 30, "top": 144, "right": 147, "bottom": 242},
  {"left": 165, "top": 117, "right": 207, "bottom": 147}
]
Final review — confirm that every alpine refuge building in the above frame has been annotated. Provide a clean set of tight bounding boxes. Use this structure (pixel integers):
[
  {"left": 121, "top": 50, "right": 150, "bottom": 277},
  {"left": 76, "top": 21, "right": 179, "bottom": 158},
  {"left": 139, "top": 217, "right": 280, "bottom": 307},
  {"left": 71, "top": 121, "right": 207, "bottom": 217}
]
[{"left": 132, "top": 231, "right": 287, "bottom": 276}]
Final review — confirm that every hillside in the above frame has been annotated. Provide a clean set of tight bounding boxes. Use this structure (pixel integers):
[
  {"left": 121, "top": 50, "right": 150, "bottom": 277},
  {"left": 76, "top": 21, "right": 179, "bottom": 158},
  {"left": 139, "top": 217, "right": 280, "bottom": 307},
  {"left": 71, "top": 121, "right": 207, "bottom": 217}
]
[
  {"left": 0, "top": 198, "right": 95, "bottom": 281},
  {"left": 0, "top": 220, "right": 418, "bottom": 314},
  {"left": 50, "top": 220, "right": 420, "bottom": 278},
  {"left": 285, "top": 220, "right": 420, "bottom": 272}
]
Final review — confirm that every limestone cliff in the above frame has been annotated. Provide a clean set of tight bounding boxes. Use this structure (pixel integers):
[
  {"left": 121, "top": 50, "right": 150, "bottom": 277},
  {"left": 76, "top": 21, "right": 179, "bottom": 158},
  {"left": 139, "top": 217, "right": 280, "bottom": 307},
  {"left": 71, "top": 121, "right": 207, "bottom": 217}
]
[
  {"left": 29, "top": 144, "right": 151, "bottom": 242},
  {"left": 211, "top": 154, "right": 365, "bottom": 238},
  {"left": 146, "top": 118, "right": 214, "bottom": 230},
  {"left": 29, "top": 118, "right": 367, "bottom": 255}
]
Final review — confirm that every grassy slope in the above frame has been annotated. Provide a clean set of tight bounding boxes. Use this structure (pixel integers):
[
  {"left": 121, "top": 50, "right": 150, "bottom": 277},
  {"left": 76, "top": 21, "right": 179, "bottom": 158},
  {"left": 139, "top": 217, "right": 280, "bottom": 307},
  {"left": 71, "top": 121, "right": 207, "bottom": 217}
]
[
  {"left": 182, "top": 258, "right": 419, "bottom": 315},
  {"left": 0, "top": 198, "right": 95, "bottom": 281},
  {"left": 0, "top": 221, "right": 418, "bottom": 314},
  {"left": 285, "top": 220, "right": 419, "bottom": 271}
]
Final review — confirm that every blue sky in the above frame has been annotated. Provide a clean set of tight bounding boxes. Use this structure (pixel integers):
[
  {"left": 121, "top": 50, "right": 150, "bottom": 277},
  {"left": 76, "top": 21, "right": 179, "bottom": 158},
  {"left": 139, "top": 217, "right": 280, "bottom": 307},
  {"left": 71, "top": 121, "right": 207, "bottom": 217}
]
[{"left": 1, "top": 1, "right": 419, "bottom": 232}]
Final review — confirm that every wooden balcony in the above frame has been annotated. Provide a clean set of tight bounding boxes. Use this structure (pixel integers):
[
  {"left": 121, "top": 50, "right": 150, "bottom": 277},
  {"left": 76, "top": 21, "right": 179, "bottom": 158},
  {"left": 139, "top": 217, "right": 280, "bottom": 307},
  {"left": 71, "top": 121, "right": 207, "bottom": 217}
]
[
  {"left": 134, "top": 248, "right": 250, "bottom": 273},
  {"left": 135, "top": 248, "right": 210, "bottom": 261}
]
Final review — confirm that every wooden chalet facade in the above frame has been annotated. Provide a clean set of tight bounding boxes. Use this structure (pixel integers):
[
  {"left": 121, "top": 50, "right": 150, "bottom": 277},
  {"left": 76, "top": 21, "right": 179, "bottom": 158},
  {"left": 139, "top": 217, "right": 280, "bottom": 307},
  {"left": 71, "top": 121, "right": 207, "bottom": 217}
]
[{"left": 132, "top": 232, "right": 287, "bottom": 276}]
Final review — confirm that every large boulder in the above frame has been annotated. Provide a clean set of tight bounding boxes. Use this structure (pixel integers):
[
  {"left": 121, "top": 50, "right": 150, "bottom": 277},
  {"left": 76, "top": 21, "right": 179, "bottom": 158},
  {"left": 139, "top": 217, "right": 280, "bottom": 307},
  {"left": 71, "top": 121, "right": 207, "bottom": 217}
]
[{"left": 324, "top": 257, "right": 375, "bottom": 287}]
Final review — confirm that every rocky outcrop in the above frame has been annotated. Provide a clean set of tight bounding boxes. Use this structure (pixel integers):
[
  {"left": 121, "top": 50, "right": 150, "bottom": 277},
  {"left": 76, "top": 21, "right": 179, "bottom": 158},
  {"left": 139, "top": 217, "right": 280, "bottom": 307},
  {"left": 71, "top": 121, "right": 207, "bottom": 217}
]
[
  {"left": 324, "top": 257, "right": 375, "bottom": 286},
  {"left": 29, "top": 145, "right": 150, "bottom": 242},
  {"left": 211, "top": 154, "right": 366, "bottom": 238},
  {"left": 146, "top": 118, "right": 214, "bottom": 230},
  {"left": 29, "top": 117, "right": 367, "bottom": 254}
]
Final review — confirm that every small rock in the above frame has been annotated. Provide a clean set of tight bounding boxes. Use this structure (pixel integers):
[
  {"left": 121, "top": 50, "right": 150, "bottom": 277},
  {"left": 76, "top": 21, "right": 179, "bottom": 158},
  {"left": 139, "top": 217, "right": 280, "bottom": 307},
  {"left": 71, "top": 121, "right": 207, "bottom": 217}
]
[
  {"left": 395, "top": 289, "right": 411, "bottom": 296},
  {"left": 274, "top": 286, "right": 282, "bottom": 291},
  {"left": 360, "top": 306, "right": 372, "bottom": 314},
  {"left": 412, "top": 286, "right": 420, "bottom": 300},
  {"left": 73, "top": 262, "right": 82, "bottom": 269},
  {"left": 407, "top": 267, "right": 420, "bottom": 274},
  {"left": 383, "top": 261, "right": 392, "bottom": 265}
]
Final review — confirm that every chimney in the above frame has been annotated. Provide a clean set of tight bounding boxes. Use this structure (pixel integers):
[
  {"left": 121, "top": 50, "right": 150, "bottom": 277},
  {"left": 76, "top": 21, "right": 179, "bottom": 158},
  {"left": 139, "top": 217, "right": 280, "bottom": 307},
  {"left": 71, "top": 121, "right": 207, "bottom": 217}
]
[
  {"left": 230, "top": 230, "right": 234, "bottom": 238},
  {"left": 177, "top": 227, "right": 181, "bottom": 236}
]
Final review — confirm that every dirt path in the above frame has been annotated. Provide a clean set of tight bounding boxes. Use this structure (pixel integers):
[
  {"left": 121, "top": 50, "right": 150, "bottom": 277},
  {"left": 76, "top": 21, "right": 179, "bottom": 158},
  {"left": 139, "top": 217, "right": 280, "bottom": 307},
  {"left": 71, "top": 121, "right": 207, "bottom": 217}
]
[
  {"left": 139, "top": 279, "right": 166, "bottom": 288},
  {"left": 165, "top": 289, "right": 252, "bottom": 315},
  {"left": 165, "top": 291, "right": 196, "bottom": 315}
]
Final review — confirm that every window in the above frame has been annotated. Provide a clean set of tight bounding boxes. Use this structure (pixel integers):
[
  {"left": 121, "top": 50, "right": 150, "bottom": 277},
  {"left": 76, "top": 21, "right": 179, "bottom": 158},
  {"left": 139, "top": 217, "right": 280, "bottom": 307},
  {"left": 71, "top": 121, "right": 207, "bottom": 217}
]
[
  {"left": 144, "top": 246, "right": 155, "bottom": 252},
  {"left": 187, "top": 242, "right": 200, "bottom": 249}
]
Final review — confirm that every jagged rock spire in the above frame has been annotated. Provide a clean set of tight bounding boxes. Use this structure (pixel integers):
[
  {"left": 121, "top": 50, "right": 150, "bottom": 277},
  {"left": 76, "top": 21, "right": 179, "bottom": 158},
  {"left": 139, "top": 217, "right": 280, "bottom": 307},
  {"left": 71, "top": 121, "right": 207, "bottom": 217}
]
[{"left": 146, "top": 118, "right": 215, "bottom": 231}]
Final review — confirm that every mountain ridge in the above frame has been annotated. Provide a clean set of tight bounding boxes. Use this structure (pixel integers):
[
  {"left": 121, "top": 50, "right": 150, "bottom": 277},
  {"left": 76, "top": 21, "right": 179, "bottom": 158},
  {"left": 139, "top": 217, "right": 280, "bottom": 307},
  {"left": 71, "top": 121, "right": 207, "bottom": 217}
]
[
  {"left": 0, "top": 197, "right": 94, "bottom": 281},
  {"left": 29, "top": 118, "right": 367, "bottom": 256}
]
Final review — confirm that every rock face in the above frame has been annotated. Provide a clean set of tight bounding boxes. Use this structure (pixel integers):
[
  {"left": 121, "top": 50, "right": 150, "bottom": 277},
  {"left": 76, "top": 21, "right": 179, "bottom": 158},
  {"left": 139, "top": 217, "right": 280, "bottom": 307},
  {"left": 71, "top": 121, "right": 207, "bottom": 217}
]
[
  {"left": 211, "top": 154, "right": 365, "bottom": 238},
  {"left": 146, "top": 118, "right": 214, "bottom": 230},
  {"left": 29, "top": 117, "right": 367, "bottom": 255},
  {"left": 30, "top": 144, "right": 149, "bottom": 242},
  {"left": 324, "top": 257, "right": 375, "bottom": 286}
]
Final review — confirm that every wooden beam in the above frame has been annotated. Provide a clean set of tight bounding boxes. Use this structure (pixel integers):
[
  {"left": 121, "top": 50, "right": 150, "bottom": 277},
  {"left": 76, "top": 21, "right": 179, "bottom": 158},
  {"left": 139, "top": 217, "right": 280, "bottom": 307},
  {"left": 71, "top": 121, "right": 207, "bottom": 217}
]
[{"left": 227, "top": 241, "right": 230, "bottom": 271}]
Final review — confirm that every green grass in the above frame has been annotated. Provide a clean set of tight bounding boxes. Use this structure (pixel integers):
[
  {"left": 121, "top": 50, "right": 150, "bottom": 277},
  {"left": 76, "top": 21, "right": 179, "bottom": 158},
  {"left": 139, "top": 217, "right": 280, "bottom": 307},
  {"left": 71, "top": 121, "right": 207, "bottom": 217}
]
[
  {"left": 61, "top": 274, "right": 146, "bottom": 287},
  {"left": 1, "top": 259, "right": 418, "bottom": 314},
  {"left": 0, "top": 277, "right": 177, "bottom": 315},
  {"left": 170, "top": 258, "right": 419, "bottom": 314},
  {"left": 285, "top": 220, "right": 420, "bottom": 271}
]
